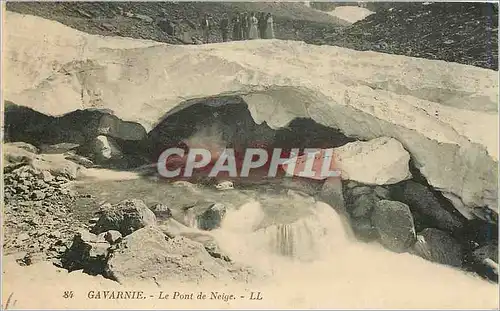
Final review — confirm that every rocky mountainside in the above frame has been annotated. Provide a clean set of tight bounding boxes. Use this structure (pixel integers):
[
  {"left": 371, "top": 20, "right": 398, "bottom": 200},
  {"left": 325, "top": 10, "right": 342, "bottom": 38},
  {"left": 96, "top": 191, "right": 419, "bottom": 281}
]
[
  {"left": 5, "top": 1, "right": 348, "bottom": 45},
  {"left": 6, "top": 1, "right": 498, "bottom": 69},
  {"left": 330, "top": 2, "right": 499, "bottom": 70}
]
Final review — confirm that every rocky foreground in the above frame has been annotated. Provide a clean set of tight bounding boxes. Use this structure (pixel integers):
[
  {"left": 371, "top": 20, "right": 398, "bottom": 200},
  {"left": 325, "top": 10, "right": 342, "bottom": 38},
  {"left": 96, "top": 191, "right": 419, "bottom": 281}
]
[
  {"left": 3, "top": 142, "right": 256, "bottom": 283},
  {"left": 3, "top": 140, "right": 498, "bottom": 285}
]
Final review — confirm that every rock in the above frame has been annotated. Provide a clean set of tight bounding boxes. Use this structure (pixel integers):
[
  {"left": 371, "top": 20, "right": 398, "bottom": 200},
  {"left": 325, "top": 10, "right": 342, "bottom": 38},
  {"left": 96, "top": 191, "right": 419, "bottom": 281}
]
[
  {"left": 131, "top": 14, "right": 154, "bottom": 23},
  {"left": 31, "top": 154, "right": 81, "bottom": 179},
  {"left": 64, "top": 153, "right": 94, "bottom": 168},
  {"left": 344, "top": 181, "right": 360, "bottom": 189},
  {"left": 150, "top": 203, "right": 172, "bottom": 219},
  {"left": 215, "top": 181, "right": 234, "bottom": 191},
  {"left": 172, "top": 181, "right": 197, "bottom": 188},
  {"left": 390, "top": 181, "right": 464, "bottom": 233},
  {"left": 41, "top": 170, "right": 54, "bottom": 182},
  {"left": 31, "top": 190, "right": 46, "bottom": 201},
  {"left": 100, "top": 23, "right": 115, "bottom": 31},
  {"left": 158, "top": 219, "right": 232, "bottom": 261},
  {"left": 105, "top": 227, "right": 233, "bottom": 283},
  {"left": 350, "top": 217, "right": 379, "bottom": 242},
  {"left": 466, "top": 243, "right": 499, "bottom": 282},
  {"left": 17, "top": 233, "right": 30, "bottom": 243},
  {"left": 349, "top": 186, "right": 372, "bottom": 197},
  {"left": 91, "top": 199, "right": 157, "bottom": 236},
  {"left": 412, "top": 228, "right": 462, "bottom": 267},
  {"left": 39, "top": 143, "right": 80, "bottom": 154},
  {"left": 472, "top": 244, "right": 498, "bottom": 263},
  {"left": 461, "top": 219, "right": 498, "bottom": 248},
  {"left": 4, "top": 145, "right": 36, "bottom": 167},
  {"left": 371, "top": 200, "right": 416, "bottom": 253},
  {"left": 104, "top": 230, "right": 123, "bottom": 244},
  {"left": 76, "top": 8, "right": 93, "bottom": 18},
  {"left": 374, "top": 186, "right": 390, "bottom": 199},
  {"left": 203, "top": 239, "right": 231, "bottom": 262},
  {"left": 90, "top": 135, "right": 123, "bottom": 164},
  {"left": 333, "top": 137, "right": 412, "bottom": 185},
  {"left": 6, "top": 142, "right": 39, "bottom": 154},
  {"left": 17, "top": 252, "right": 45, "bottom": 266},
  {"left": 318, "top": 177, "right": 346, "bottom": 215},
  {"left": 61, "top": 230, "right": 110, "bottom": 274},
  {"left": 96, "top": 114, "right": 146, "bottom": 141},
  {"left": 197, "top": 203, "right": 226, "bottom": 231},
  {"left": 350, "top": 193, "right": 376, "bottom": 217},
  {"left": 49, "top": 230, "right": 62, "bottom": 239},
  {"left": 441, "top": 192, "right": 476, "bottom": 220}
]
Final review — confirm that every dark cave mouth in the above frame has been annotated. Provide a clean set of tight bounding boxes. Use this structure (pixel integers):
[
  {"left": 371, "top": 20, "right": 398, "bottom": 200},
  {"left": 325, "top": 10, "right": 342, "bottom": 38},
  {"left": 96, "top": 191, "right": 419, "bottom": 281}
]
[
  {"left": 4, "top": 95, "right": 498, "bottom": 282},
  {"left": 147, "top": 95, "right": 358, "bottom": 160}
]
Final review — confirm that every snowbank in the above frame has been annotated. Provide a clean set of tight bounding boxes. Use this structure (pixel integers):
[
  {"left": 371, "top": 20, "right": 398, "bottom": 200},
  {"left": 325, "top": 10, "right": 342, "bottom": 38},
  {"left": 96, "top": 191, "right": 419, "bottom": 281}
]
[
  {"left": 4, "top": 12, "right": 498, "bottom": 215},
  {"left": 326, "top": 6, "right": 375, "bottom": 24}
]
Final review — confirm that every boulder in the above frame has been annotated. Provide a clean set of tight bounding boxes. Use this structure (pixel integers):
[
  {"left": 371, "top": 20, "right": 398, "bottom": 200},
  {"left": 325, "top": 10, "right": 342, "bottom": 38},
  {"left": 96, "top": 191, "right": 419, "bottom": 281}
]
[
  {"left": 350, "top": 217, "right": 379, "bottom": 242},
  {"left": 90, "top": 135, "right": 123, "bottom": 163},
  {"left": 466, "top": 243, "right": 499, "bottom": 282},
  {"left": 412, "top": 228, "right": 462, "bottom": 267},
  {"left": 390, "top": 181, "right": 465, "bottom": 233},
  {"left": 131, "top": 13, "right": 154, "bottom": 23},
  {"left": 41, "top": 171, "right": 54, "bottom": 182},
  {"left": 64, "top": 153, "right": 94, "bottom": 168},
  {"left": 4, "top": 145, "right": 81, "bottom": 179},
  {"left": 150, "top": 203, "right": 172, "bottom": 220},
  {"left": 61, "top": 230, "right": 111, "bottom": 274},
  {"left": 96, "top": 114, "right": 146, "bottom": 141},
  {"left": 350, "top": 193, "right": 376, "bottom": 218},
  {"left": 5, "top": 142, "right": 38, "bottom": 154},
  {"left": 103, "top": 230, "right": 123, "bottom": 245},
  {"left": 159, "top": 218, "right": 232, "bottom": 261},
  {"left": 472, "top": 243, "right": 498, "bottom": 264},
  {"left": 196, "top": 203, "right": 227, "bottom": 231},
  {"left": 371, "top": 200, "right": 417, "bottom": 253},
  {"left": 349, "top": 185, "right": 372, "bottom": 197},
  {"left": 39, "top": 142, "right": 80, "bottom": 154},
  {"left": 333, "top": 137, "right": 412, "bottom": 185},
  {"left": 105, "top": 227, "right": 233, "bottom": 283},
  {"left": 31, "top": 154, "right": 81, "bottom": 179},
  {"left": 91, "top": 199, "right": 157, "bottom": 236},
  {"left": 170, "top": 200, "right": 228, "bottom": 230},
  {"left": 318, "top": 177, "right": 346, "bottom": 215},
  {"left": 373, "top": 186, "right": 390, "bottom": 199},
  {"left": 4, "top": 144, "right": 36, "bottom": 166}
]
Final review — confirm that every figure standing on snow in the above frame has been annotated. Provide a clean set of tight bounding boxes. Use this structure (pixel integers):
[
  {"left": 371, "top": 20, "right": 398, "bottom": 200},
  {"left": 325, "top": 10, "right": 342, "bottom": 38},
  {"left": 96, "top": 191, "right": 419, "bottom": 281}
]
[
  {"left": 232, "top": 14, "right": 242, "bottom": 40},
  {"left": 219, "top": 13, "right": 229, "bottom": 42},
  {"left": 248, "top": 12, "right": 259, "bottom": 40},
  {"left": 240, "top": 12, "right": 249, "bottom": 40},
  {"left": 258, "top": 12, "right": 267, "bottom": 39},
  {"left": 265, "top": 13, "right": 275, "bottom": 39},
  {"left": 201, "top": 14, "right": 211, "bottom": 43}
]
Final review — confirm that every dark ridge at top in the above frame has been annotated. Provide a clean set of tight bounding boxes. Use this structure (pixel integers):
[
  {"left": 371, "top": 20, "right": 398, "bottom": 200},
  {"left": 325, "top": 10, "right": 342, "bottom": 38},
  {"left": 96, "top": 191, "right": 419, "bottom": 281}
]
[
  {"left": 331, "top": 2, "right": 498, "bottom": 70},
  {"left": 6, "top": 1, "right": 498, "bottom": 70}
]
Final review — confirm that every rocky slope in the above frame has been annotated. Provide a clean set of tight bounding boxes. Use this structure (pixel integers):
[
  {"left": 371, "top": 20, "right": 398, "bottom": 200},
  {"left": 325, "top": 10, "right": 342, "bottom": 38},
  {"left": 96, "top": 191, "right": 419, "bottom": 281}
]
[
  {"left": 5, "top": 1, "right": 348, "bottom": 45},
  {"left": 331, "top": 2, "right": 498, "bottom": 70},
  {"left": 6, "top": 2, "right": 497, "bottom": 69}
]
